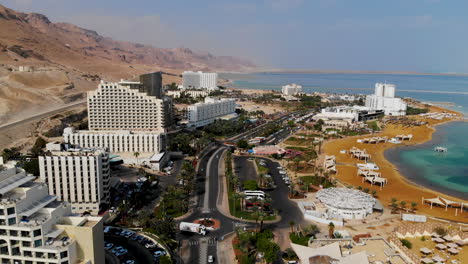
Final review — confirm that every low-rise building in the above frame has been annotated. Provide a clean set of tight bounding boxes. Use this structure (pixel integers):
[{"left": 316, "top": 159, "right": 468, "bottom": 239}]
[
  {"left": 63, "top": 127, "right": 166, "bottom": 154},
  {"left": 39, "top": 143, "right": 110, "bottom": 215},
  {"left": 166, "top": 90, "right": 209, "bottom": 98},
  {"left": 0, "top": 164, "right": 105, "bottom": 264},
  {"left": 282, "top": 83, "right": 303, "bottom": 96},
  {"left": 187, "top": 97, "right": 236, "bottom": 127}
]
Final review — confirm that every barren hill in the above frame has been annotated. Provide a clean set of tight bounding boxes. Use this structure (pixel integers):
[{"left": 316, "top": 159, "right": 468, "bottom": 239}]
[{"left": 0, "top": 4, "right": 255, "bottom": 124}]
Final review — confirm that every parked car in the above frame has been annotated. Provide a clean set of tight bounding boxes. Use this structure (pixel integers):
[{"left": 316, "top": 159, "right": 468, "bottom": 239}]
[
  {"left": 153, "top": 250, "right": 166, "bottom": 257},
  {"left": 208, "top": 255, "right": 215, "bottom": 263},
  {"left": 104, "top": 243, "right": 114, "bottom": 250}
]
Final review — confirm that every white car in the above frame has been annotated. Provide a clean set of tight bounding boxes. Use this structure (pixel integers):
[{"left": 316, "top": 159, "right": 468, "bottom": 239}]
[
  {"left": 208, "top": 255, "right": 214, "bottom": 263},
  {"left": 279, "top": 170, "right": 287, "bottom": 174}
]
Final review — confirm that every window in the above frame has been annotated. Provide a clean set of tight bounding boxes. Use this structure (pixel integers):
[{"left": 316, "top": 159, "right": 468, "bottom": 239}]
[
  {"left": 8, "top": 218, "right": 16, "bottom": 225},
  {"left": 7, "top": 208, "right": 15, "bottom": 215},
  {"left": 60, "top": 251, "right": 68, "bottom": 258},
  {"left": 22, "top": 241, "right": 31, "bottom": 247},
  {"left": 33, "top": 229, "right": 41, "bottom": 236},
  {"left": 34, "top": 239, "right": 42, "bottom": 247},
  {"left": 21, "top": 231, "right": 30, "bottom": 237}
]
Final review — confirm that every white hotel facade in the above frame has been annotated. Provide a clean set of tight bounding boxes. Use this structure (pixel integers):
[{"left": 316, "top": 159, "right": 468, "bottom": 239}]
[
  {"left": 187, "top": 97, "right": 236, "bottom": 127},
  {"left": 87, "top": 80, "right": 169, "bottom": 133},
  {"left": 182, "top": 71, "right": 218, "bottom": 90},
  {"left": 39, "top": 143, "right": 110, "bottom": 215},
  {"left": 282, "top": 83, "right": 303, "bottom": 96},
  {"left": 365, "top": 83, "right": 407, "bottom": 116},
  {"left": 0, "top": 163, "right": 104, "bottom": 264},
  {"left": 63, "top": 127, "right": 165, "bottom": 154}
]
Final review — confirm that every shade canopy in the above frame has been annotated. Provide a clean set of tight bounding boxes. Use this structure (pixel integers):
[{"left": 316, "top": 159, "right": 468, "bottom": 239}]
[
  {"left": 435, "top": 244, "right": 447, "bottom": 250},
  {"left": 448, "top": 248, "right": 459, "bottom": 255},
  {"left": 432, "top": 255, "right": 445, "bottom": 262},
  {"left": 420, "top": 247, "right": 432, "bottom": 254}
]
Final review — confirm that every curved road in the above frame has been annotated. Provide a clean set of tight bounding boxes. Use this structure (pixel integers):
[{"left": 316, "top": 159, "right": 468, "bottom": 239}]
[{"left": 177, "top": 145, "right": 305, "bottom": 264}]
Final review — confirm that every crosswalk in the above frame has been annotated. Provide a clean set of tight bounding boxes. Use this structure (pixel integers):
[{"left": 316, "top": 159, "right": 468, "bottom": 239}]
[
  {"left": 200, "top": 207, "right": 218, "bottom": 213},
  {"left": 188, "top": 238, "right": 218, "bottom": 247}
]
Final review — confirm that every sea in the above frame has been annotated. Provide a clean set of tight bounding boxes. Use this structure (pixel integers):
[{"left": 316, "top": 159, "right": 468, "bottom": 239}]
[{"left": 219, "top": 72, "right": 468, "bottom": 199}]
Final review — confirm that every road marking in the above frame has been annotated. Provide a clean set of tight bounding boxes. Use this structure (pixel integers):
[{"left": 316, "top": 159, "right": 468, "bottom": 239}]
[
  {"left": 188, "top": 240, "right": 199, "bottom": 246},
  {"left": 199, "top": 238, "right": 209, "bottom": 264},
  {"left": 203, "top": 148, "right": 224, "bottom": 212}
]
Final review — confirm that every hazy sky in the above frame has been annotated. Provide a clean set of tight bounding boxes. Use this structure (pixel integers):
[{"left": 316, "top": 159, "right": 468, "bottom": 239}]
[{"left": 2, "top": 0, "right": 468, "bottom": 72}]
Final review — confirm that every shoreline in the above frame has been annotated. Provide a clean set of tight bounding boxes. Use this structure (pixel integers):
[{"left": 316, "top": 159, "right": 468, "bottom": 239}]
[
  {"left": 221, "top": 70, "right": 468, "bottom": 77},
  {"left": 384, "top": 121, "right": 467, "bottom": 200},
  {"left": 323, "top": 106, "right": 467, "bottom": 223}
]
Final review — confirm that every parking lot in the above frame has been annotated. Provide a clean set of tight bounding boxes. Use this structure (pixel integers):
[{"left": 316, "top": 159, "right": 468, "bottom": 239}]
[{"left": 104, "top": 227, "right": 169, "bottom": 264}]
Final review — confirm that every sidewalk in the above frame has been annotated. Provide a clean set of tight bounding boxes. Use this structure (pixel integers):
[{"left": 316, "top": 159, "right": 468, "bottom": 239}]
[{"left": 217, "top": 232, "right": 237, "bottom": 264}]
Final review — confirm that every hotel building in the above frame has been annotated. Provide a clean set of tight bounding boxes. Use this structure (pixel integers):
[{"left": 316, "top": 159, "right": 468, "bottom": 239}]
[
  {"left": 365, "top": 83, "right": 407, "bottom": 116},
  {"left": 187, "top": 97, "right": 236, "bottom": 127},
  {"left": 87, "top": 78, "right": 172, "bottom": 132},
  {"left": 282, "top": 83, "right": 303, "bottom": 96},
  {"left": 0, "top": 163, "right": 104, "bottom": 264},
  {"left": 63, "top": 127, "right": 165, "bottom": 154},
  {"left": 38, "top": 143, "right": 110, "bottom": 215},
  {"left": 182, "top": 71, "right": 218, "bottom": 90}
]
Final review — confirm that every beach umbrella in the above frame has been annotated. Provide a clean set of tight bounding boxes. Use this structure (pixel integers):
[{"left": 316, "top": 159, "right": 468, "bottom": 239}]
[{"left": 448, "top": 248, "right": 459, "bottom": 255}]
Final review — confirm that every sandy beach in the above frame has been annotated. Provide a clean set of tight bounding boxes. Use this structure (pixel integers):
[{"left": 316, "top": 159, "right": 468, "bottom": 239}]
[{"left": 323, "top": 106, "right": 468, "bottom": 223}]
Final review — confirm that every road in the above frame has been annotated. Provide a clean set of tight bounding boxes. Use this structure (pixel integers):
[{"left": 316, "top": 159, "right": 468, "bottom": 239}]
[
  {"left": 177, "top": 146, "right": 254, "bottom": 264},
  {"left": 176, "top": 112, "right": 309, "bottom": 263},
  {"left": 0, "top": 100, "right": 86, "bottom": 131}
]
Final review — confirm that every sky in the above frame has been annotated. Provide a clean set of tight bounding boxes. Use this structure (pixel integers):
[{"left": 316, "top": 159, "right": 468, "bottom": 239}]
[{"left": 1, "top": 0, "right": 468, "bottom": 73}]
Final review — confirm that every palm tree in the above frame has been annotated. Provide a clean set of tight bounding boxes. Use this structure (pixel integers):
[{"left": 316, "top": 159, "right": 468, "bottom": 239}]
[
  {"left": 400, "top": 201, "right": 407, "bottom": 211},
  {"left": 232, "top": 193, "right": 241, "bottom": 215},
  {"left": 371, "top": 190, "right": 377, "bottom": 197},
  {"left": 411, "top": 202, "right": 418, "bottom": 212},
  {"left": 133, "top": 152, "right": 140, "bottom": 164},
  {"left": 328, "top": 222, "right": 335, "bottom": 238},
  {"left": 289, "top": 221, "right": 295, "bottom": 233}
]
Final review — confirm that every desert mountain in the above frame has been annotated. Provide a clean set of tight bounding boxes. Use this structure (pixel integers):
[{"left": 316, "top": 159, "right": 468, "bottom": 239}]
[{"left": 0, "top": 4, "right": 255, "bottom": 124}]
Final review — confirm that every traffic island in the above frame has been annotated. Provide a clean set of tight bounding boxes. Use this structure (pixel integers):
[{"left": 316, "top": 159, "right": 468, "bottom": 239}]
[{"left": 194, "top": 218, "right": 221, "bottom": 231}]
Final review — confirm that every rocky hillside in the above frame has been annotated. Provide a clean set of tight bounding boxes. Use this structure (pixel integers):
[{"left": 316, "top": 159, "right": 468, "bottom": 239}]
[
  {"left": 0, "top": 4, "right": 255, "bottom": 124},
  {"left": 0, "top": 5, "right": 255, "bottom": 73}
]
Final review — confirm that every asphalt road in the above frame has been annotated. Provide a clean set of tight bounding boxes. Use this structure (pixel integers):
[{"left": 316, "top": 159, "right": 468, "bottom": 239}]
[
  {"left": 0, "top": 100, "right": 86, "bottom": 131},
  {"left": 233, "top": 156, "right": 257, "bottom": 182},
  {"left": 177, "top": 146, "right": 251, "bottom": 264}
]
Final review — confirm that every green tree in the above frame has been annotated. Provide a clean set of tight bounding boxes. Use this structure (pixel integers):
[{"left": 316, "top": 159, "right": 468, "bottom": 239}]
[
  {"left": 237, "top": 139, "right": 249, "bottom": 149},
  {"left": 411, "top": 202, "right": 418, "bottom": 212},
  {"left": 243, "top": 180, "right": 258, "bottom": 190}
]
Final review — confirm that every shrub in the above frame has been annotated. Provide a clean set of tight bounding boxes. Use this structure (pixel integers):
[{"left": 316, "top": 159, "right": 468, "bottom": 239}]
[
  {"left": 400, "top": 239, "right": 412, "bottom": 249},
  {"left": 433, "top": 227, "right": 448, "bottom": 237},
  {"left": 243, "top": 180, "right": 258, "bottom": 190}
]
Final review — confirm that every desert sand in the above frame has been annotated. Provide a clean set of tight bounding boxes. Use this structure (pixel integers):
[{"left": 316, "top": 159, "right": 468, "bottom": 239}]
[{"left": 323, "top": 107, "right": 468, "bottom": 223}]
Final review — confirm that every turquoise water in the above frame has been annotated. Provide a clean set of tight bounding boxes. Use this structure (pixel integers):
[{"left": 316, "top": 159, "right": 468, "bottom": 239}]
[
  {"left": 385, "top": 122, "right": 468, "bottom": 199},
  {"left": 220, "top": 72, "right": 468, "bottom": 199}
]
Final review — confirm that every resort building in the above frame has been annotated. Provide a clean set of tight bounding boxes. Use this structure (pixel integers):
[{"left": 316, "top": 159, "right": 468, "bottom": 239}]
[
  {"left": 187, "top": 97, "right": 236, "bottom": 127},
  {"left": 315, "top": 188, "right": 380, "bottom": 220},
  {"left": 87, "top": 78, "right": 172, "bottom": 132},
  {"left": 39, "top": 143, "right": 110, "bottom": 215},
  {"left": 365, "top": 83, "right": 407, "bottom": 116},
  {"left": 182, "top": 71, "right": 218, "bottom": 90},
  {"left": 281, "top": 83, "right": 303, "bottom": 96},
  {"left": 63, "top": 127, "right": 166, "bottom": 154},
  {"left": 166, "top": 90, "right": 209, "bottom": 98},
  {"left": 313, "top": 106, "right": 384, "bottom": 124},
  {"left": 0, "top": 163, "right": 105, "bottom": 264}
]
